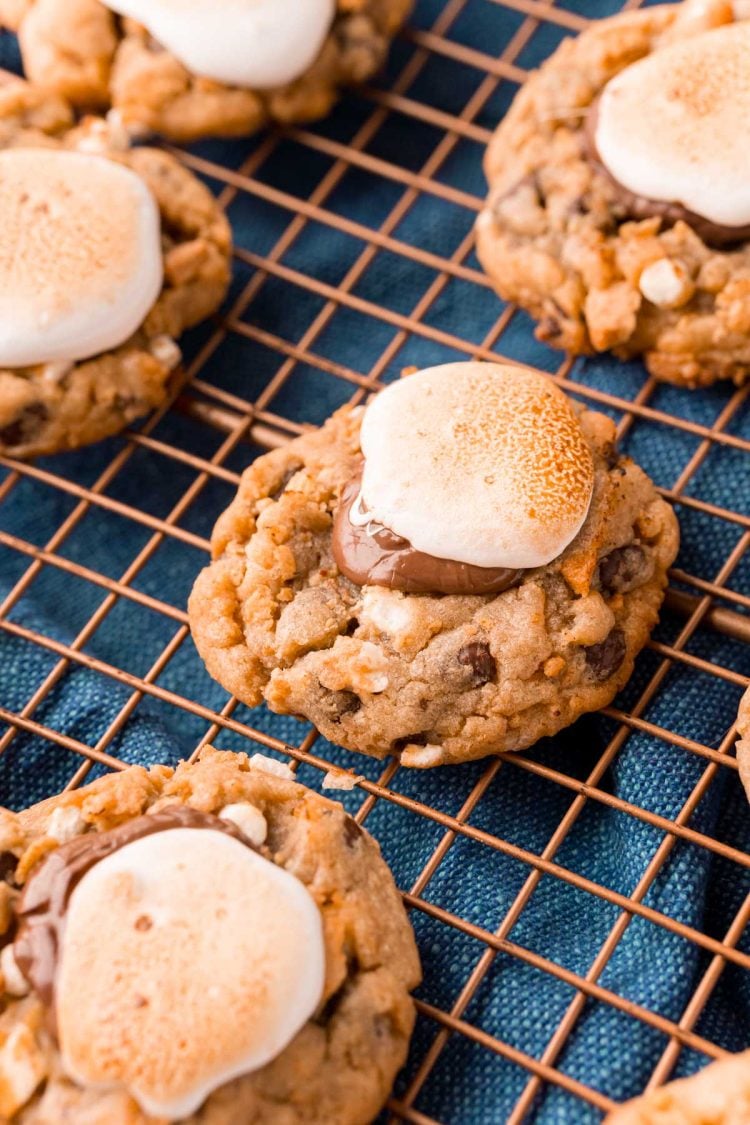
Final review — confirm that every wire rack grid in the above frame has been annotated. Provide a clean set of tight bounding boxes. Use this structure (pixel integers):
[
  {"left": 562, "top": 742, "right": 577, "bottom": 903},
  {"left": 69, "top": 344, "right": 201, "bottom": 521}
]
[{"left": 1, "top": 0, "right": 750, "bottom": 1121}]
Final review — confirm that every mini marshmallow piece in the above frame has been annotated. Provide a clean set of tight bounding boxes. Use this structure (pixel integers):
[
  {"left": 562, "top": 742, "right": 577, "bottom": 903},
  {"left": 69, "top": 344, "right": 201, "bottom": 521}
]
[
  {"left": 595, "top": 23, "right": 750, "bottom": 228},
  {"left": 399, "top": 744, "right": 445, "bottom": 769},
  {"left": 0, "top": 149, "right": 163, "bottom": 368},
  {"left": 638, "top": 259, "right": 695, "bottom": 309},
  {"left": 73, "top": 113, "right": 131, "bottom": 154},
  {"left": 44, "top": 805, "right": 85, "bottom": 843},
  {"left": 56, "top": 828, "right": 325, "bottom": 1118},
  {"left": 317, "top": 640, "right": 390, "bottom": 695},
  {"left": 0, "top": 945, "right": 29, "bottom": 997},
  {"left": 360, "top": 587, "right": 418, "bottom": 644},
  {"left": 356, "top": 363, "right": 594, "bottom": 570},
  {"left": 248, "top": 753, "right": 295, "bottom": 780},
  {"left": 219, "top": 802, "right": 267, "bottom": 847},
  {"left": 148, "top": 334, "right": 182, "bottom": 371},
  {"left": 321, "top": 770, "right": 364, "bottom": 792},
  {"left": 107, "top": 0, "right": 335, "bottom": 90}
]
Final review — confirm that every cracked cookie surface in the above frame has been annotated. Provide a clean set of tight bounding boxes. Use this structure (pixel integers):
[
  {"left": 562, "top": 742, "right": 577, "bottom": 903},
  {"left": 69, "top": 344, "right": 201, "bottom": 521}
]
[
  {"left": 0, "top": 77, "right": 231, "bottom": 458},
  {"left": 0, "top": 748, "right": 420, "bottom": 1123},
  {"left": 189, "top": 397, "right": 679, "bottom": 767},
  {"left": 475, "top": 2, "right": 750, "bottom": 388},
  {"left": 0, "top": 0, "right": 412, "bottom": 142}
]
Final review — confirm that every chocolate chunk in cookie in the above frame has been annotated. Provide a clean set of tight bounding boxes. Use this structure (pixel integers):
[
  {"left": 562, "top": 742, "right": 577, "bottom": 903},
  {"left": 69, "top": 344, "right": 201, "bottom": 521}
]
[
  {"left": 476, "top": 3, "right": 750, "bottom": 387},
  {"left": 0, "top": 750, "right": 420, "bottom": 1122},
  {"left": 0, "top": 80, "right": 231, "bottom": 459},
  {"left": 190, "top": 362, "right": 679, "bottom": 767},
  {"left": 585, "top": 628, "right": 627, "bottom": 683},
  {"left": 457, "top": 642, "right": 497, "bottom": 686},
  {"left": 1, "top": 0, "right": 412, "bottom": 143}
]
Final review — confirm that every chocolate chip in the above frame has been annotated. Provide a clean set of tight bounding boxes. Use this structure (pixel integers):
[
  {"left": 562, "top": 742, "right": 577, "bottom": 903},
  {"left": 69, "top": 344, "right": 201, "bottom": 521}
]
[
  {"left": 0, "top": 853, "right": 18, "bottom": 885},
  {"left": 112, "top": 393, "right": 138, "bottom": 413},
  {"left": 336, "top": 691, "right": 360, "bottom": 717},
  {"left": 602, "top": 442, "right": 620, "bottom": 470},
  {"left": 343, "top": 816, "right": 363, "bottom": 848},
  {"left": 603, "top": 442, "right": 626, "bottom": 474},
  {"left": 597, "top": 545, "right": 648, "bottom": 595},
  {"left": 584, "top": 628, "right": 626, "bottom": 682},
  {"left": 0, "top": 402, "right": 48, "bottom": 449},
  {"left": 457, "top": 642, "right": 496, "bottom": 686},
  {"left": 526, "top": 170, "right": 544, "bottom": 204},
  {"left": 537, "top": 315, "right": 563, "bottom": 341},
  {"left": 537, "top": 298, "right": 569, "bottom": 343},
  {"left": 392, "top": 733, "right": 427, "bottom": 754},
  {"left": 320, "top": 690, "right": 361, "bottom": 724},
  {"left": 373, "top": 1013, "right": 394, "bottom": 1039},
  {"left": 315, "top": 980, "right": 351, "bottom": 1026}
]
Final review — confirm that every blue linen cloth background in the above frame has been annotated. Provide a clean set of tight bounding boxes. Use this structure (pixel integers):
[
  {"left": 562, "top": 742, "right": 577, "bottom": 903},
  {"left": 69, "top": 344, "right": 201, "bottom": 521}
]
[{"left": 1, "top": 0, "right": 750, "bottom": 1120}]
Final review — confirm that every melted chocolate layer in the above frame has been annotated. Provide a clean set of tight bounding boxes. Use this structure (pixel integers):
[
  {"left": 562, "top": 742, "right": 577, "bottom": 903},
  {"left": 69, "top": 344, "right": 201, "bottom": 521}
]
[
  {"left": 13, "top": 806, "right": 249, "bottom": 1017},
  {"left": 332, "top": 475, "right": 522, "bottom": 596},
  {"left": 583, "top": 101, "right": 750, "bottom": 248}
]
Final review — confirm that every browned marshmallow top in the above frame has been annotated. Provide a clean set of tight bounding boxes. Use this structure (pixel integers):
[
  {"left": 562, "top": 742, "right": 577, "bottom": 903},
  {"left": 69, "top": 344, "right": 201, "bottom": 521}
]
[
  {"left": 332, "top": 363, "right": 594, "bottom": 594},
  {"left": 584, "top": 103, "right": 750, "bottom": 247},
  {"left": 14, "top": 806, "right": 242, "bottom": 1011},
  {"left": 0, "top": 148, "right": 163, "bottom": 367},
  {"left": 12, "top": 804, "right": 325, "bottom": 1119},
  {"left": 589, "top": 22, "right": 750, "bottom": 244}
]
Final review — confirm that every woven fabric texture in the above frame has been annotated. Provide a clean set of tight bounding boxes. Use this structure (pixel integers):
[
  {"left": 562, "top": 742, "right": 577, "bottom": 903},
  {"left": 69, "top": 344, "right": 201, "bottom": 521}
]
[{"left": 1, "top": 2, "right": 749, "bottom": 1121}]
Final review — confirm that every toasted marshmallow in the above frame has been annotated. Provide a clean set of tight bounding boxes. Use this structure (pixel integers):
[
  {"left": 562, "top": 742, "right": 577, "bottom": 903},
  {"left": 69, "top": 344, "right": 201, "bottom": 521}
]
[
  {"left": 55, "top": 828, "right": 325, "bottom": 1118},
  {"left": 0, "top": 149, "right": 162, "bottom": 368},
  {"left": 355, "top": 363, "right": 594, "bottom": 570},
  {"left": 595, "top": 23, "right": 750, "bottom": 228},
  {"left": 107, "top": 0, "right": 335, "bottom": 89}
]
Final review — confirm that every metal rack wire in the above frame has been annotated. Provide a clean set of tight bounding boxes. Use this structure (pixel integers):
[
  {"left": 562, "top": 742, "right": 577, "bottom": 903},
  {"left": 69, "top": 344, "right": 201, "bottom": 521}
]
[{"left": 1, "top": 0, "right": 749, "bottom": 1120}]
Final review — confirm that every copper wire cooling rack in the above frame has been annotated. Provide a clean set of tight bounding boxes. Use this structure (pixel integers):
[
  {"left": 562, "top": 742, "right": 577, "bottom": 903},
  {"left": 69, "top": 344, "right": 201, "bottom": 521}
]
[{"left": 1, "top": 0, "right": 750, "bottom": 1120}]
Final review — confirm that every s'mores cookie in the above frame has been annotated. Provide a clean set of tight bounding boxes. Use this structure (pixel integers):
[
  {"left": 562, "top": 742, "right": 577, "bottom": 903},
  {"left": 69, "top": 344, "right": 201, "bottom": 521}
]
[
  {"left": 604, "top": 1048, "right": 750, "bottom": 1123},
  {"left": 476, "top": 1, "right": 750, "bottom": 388},
  {"left": 0, "top": 0, "right": 412, "bottom": 142},
  {"left": 0, "top": 749, "right": 420, "bottom": 1122},
  {"left": 0, "top": 78, "right": 231, "bottom": 458},
  {"left": 189, "top": 362, "right": 679, "bottom": 767}
]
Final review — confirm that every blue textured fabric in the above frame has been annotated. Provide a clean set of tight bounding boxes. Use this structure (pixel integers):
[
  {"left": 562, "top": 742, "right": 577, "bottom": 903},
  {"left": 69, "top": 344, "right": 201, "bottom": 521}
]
[{"left": 1, "top": 2, "right": 749, "bottom": 1121}]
